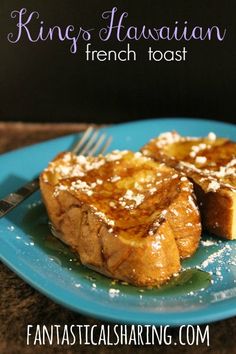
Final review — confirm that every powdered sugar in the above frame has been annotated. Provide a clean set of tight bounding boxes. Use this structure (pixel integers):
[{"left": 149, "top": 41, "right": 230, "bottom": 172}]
[
  {"left": 195, "top": 156, "right": 207, "bottom": 164},
  {"left": 207, "top": 180, "right": 220, "bottom": 192},
  {"left": 208, "top": 132, "right": 216, "bottom": 141},
  {"left": 189, "top": 143, "right": 208, "bottom": 158},
  {"left": 119, "top": 190, "right": 145, "bottom": 209}
]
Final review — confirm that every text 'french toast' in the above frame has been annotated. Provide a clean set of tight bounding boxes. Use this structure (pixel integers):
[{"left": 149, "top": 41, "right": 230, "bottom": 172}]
[
  {"left": 40, "top": 150, "right": 201, "bottom": 286},
  {"left": 142, "top": 131, "right": 236, "bottom": 240}
]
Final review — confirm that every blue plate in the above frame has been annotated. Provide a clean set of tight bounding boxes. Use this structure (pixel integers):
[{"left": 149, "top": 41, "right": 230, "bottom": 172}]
[{"left": 1, "top": 118, "right": 236, "bottom": 326}]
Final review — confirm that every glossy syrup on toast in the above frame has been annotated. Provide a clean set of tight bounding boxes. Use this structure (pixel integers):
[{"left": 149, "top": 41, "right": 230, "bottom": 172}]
[
  {"left": 40, "top": 150, "right": 201, "bottom": 286},
  {"left": 142, "top": 132, "right": 236, "bottom": 239}
]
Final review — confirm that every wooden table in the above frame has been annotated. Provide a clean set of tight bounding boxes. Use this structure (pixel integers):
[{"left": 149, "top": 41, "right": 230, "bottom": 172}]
[{"left": 0, "top": 122, "right": 235, "bottom": 354}]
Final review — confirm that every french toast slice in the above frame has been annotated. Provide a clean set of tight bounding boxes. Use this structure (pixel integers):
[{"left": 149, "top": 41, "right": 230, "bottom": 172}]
[
  {"left": 142, "top": 132, "right": 236, "bottom": 240},
  {"left": 40, "top": 150, "right": 201, "bottom": 286}
]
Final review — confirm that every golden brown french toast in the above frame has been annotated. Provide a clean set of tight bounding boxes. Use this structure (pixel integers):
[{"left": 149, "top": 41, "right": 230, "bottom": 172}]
[
  {"left": 40, "top": 150, "right": 201, "bottom": 286},
  {"left": 142, "top": 132, "right": 236, "bottom": 240}
]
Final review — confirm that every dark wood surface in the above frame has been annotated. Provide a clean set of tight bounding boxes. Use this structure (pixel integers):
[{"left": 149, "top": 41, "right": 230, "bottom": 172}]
[{"left": 0, "top": 122, "right": 235, "bottom": 354}]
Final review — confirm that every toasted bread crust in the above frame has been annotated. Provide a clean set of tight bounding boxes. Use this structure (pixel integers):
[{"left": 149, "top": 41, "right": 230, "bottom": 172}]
[
  {"left": 142, "top": 132, "right": 236, "bottom": 240},
  {"left": 40, "top": 151, "right": 201, "bottom": 286}
]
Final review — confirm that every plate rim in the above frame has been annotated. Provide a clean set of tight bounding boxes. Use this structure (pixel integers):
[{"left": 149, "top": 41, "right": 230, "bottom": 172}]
[
  {"left": 2, "top": 249, "right": 236, "bottom": 326},
  {"left": 1, "top": 117, "right": 236, "bottom": 159}
]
